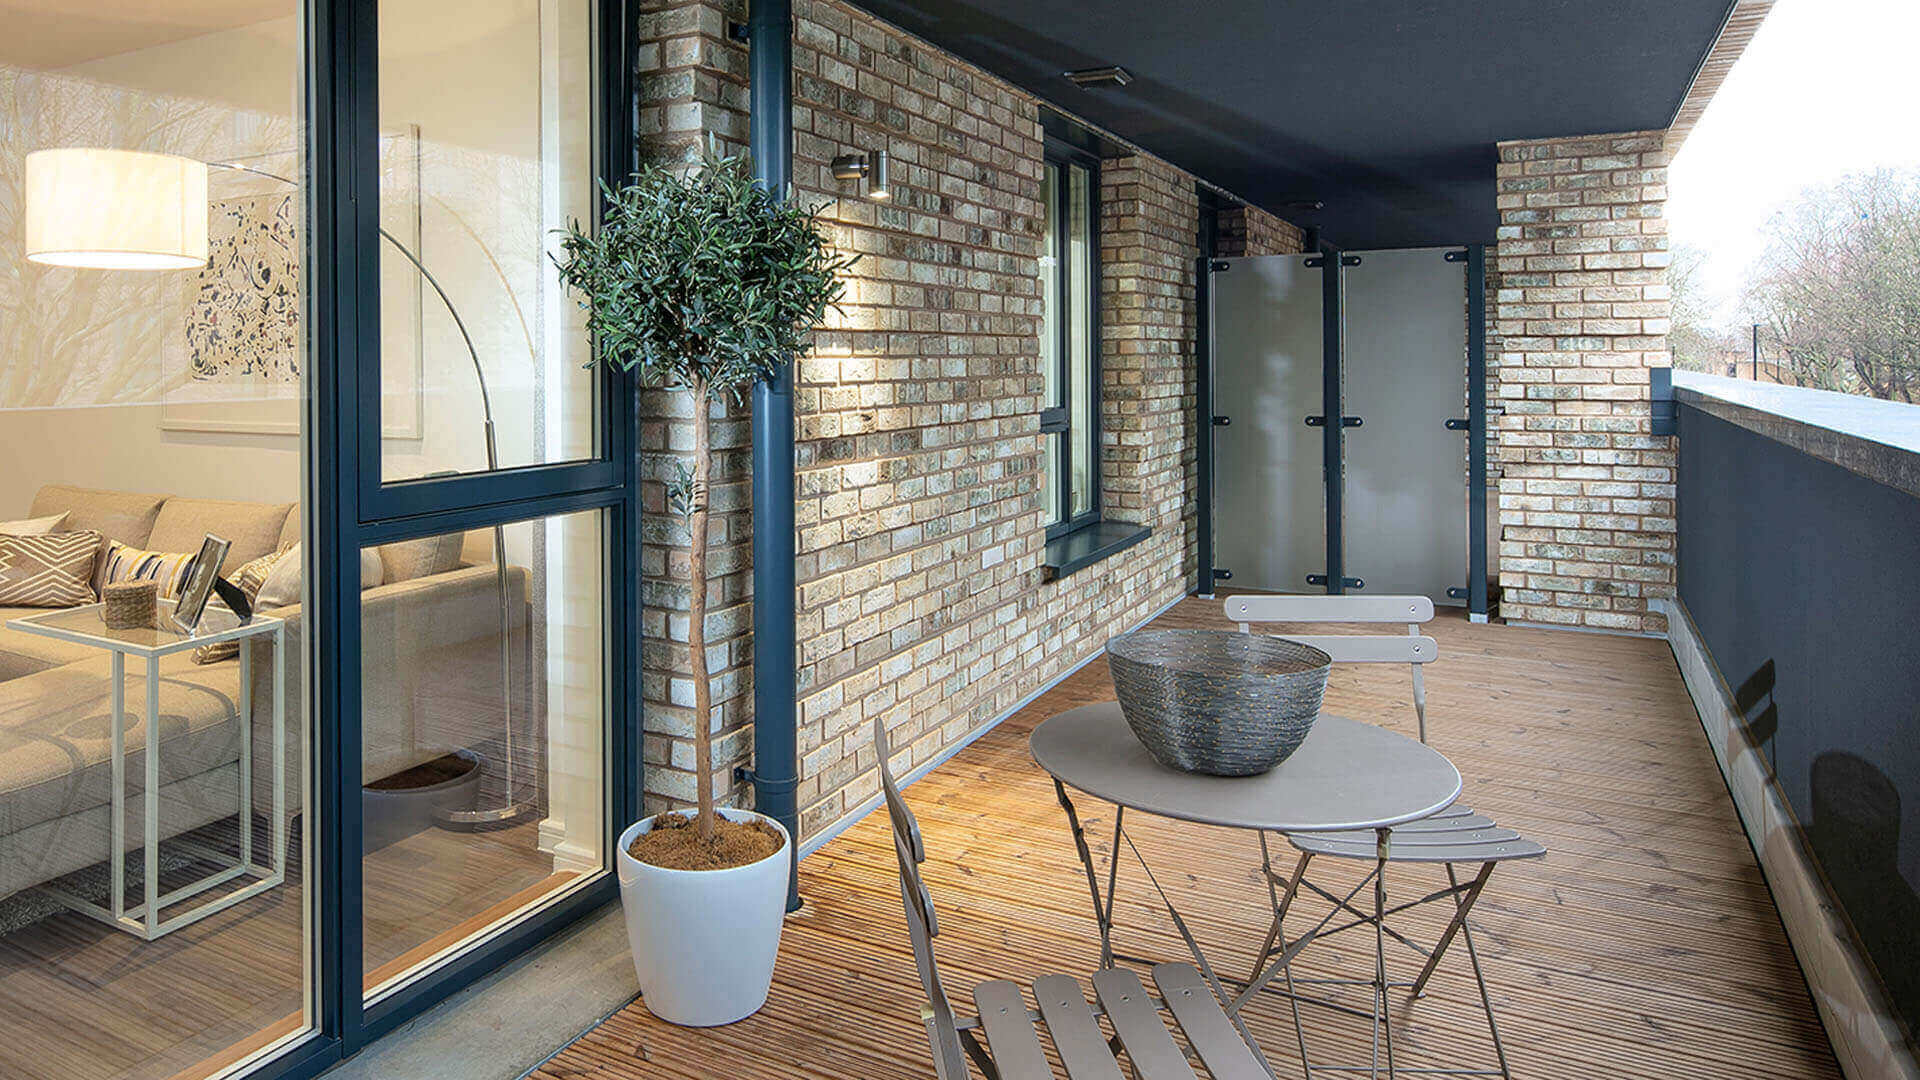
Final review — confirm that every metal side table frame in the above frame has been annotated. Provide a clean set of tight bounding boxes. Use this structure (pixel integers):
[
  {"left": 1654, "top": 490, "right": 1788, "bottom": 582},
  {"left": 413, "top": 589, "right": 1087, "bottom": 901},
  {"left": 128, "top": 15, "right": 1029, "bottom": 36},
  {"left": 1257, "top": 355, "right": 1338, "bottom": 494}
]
[
  {"left": 1032, "top": 703, "right": 1463, "bottom": 1080},
  {"left": 8, "top": 601, "right": 287, "bottom": 940}
]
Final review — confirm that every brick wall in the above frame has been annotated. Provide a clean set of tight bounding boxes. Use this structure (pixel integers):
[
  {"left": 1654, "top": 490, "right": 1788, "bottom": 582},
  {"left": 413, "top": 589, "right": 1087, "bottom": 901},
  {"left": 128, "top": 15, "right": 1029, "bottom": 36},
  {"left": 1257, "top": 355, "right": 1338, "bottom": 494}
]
[
  {"left": 630, "top": 0, "right": 1301, "bottom": 838},
  {"left": 1491, "top": 131, "right": 1675, "bottom": 634},
  {"left": 634, "top": 0, "right": 757, "bottom": 815},
  {"left": 1217, "top": 204, "right": 1306, "bottom": 258},
  {"left": 784, "top": 0, "right": 1302, "bottom": 840}
]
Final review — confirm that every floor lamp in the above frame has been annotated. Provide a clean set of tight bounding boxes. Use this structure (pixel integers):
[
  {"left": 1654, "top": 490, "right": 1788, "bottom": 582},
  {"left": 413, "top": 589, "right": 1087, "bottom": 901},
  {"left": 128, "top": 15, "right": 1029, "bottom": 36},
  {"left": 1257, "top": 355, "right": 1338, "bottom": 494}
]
[{"left": 25, "top": 146, "right": 535, "bottom": 829}]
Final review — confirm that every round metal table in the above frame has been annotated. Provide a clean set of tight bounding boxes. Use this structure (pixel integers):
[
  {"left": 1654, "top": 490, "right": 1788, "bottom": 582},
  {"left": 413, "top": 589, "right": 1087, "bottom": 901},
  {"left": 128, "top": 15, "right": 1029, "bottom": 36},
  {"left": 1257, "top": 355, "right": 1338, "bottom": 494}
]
[
  {"left": 1031, "top": 702, "right": 1461, "bottom": 835},
  {"left": 1029, "top": 701, "right": 1463, "bottom": 1070}
]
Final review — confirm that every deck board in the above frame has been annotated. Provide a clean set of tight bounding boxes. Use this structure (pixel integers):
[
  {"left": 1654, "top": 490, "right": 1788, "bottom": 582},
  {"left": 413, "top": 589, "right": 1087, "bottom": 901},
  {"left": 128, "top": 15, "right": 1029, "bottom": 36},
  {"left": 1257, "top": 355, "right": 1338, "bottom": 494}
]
[{"left": 535, "top": 601, "right": 1841, "bottom": 1079}]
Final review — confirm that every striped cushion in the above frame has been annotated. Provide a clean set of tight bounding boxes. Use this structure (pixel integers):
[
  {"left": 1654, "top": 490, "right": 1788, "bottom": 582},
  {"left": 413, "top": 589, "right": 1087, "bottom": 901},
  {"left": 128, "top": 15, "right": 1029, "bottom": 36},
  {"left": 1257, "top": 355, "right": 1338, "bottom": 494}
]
[
  {"left": 102, "top": 541, "right": 200, "bottom": 600},
  {"left": 0, "top": 531, "right": 103, "bottom": 608}
]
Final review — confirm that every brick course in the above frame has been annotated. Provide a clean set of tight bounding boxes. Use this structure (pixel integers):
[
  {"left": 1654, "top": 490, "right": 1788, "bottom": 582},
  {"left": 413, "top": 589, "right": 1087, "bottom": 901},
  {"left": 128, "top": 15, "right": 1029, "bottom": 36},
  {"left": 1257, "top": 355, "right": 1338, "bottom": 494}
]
[{"left": 1491, "top": 131, "right": 1674, "bottom": 633}]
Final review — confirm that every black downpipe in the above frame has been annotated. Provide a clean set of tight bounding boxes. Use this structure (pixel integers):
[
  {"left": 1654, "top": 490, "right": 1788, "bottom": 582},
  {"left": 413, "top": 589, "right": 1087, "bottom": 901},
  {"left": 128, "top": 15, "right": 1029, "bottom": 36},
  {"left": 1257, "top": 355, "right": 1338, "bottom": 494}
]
[
  {"left": 747, "top": 0, "right": 801, "bottom": 912},
  {"left": 1194, "top": 196, "right": 1221, "bottom": 597},
  {"left": 1466, "top": 244, "right": 1490, "bottom": 619},
  {"left": 1321, "top": 246, "right": 1345, "bottom": 594}
]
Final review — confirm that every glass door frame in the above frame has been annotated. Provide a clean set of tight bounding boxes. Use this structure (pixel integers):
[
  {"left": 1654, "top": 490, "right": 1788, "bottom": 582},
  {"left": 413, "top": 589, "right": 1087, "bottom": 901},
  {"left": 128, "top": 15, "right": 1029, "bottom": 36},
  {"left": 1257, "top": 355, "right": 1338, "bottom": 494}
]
[{"left": 255, "top": 0, "right": 641, "bottom": 1075}]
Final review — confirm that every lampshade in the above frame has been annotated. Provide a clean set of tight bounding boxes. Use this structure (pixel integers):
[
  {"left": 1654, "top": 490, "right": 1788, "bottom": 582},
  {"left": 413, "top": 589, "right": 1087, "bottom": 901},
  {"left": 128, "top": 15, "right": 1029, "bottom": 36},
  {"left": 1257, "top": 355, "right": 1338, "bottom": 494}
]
[{"left": 24, "top": 148, "right": 208, "bottom": 271}]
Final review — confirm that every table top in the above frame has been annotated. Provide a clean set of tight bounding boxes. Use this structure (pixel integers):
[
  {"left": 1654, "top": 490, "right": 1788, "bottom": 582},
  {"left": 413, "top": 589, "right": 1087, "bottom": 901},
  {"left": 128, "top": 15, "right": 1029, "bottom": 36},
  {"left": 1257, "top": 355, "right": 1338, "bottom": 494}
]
[
  {"left": 1030, "top": 702, "right": 1461, "bottom": 833},
  {"left": 7, "top": 601, "right": 283, "bottom": 658}
]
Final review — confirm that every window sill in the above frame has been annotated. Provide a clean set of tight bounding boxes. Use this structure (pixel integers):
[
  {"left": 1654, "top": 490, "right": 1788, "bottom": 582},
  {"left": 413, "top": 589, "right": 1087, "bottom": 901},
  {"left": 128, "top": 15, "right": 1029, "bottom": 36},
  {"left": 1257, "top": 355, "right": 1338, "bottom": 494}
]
[{"left": 1042, "top": 520, "right": 1153, "bottom": 582}]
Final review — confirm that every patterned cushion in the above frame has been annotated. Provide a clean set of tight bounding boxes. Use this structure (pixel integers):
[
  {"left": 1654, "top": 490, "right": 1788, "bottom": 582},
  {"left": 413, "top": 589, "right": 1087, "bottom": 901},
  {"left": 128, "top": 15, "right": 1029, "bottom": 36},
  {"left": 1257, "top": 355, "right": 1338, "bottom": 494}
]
[
  {"left": 192, "top": 546, "right": 293, "bottom": 664},
  {"left": 0, "top": 531, "right": 103, "bottom": 607},
  {"left": 101, "top": 541, "right": 202, "bottom": 600}
]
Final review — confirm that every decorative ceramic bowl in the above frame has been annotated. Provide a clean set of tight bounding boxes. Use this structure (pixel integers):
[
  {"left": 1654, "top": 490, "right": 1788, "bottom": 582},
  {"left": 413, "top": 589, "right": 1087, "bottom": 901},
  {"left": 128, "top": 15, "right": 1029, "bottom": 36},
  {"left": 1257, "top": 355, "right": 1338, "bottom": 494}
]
[{"left": 1107, "top": 629, "right": 1331, "bottom": 776}]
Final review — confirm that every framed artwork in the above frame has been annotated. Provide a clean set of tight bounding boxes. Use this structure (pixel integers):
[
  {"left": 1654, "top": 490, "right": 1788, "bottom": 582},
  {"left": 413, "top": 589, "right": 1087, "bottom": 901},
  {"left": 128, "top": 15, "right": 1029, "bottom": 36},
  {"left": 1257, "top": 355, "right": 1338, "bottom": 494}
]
[
  {"left": 171, "top": 535, "right": 232, "bottom": 634},
  {"left": 161, "top": 125, "right": 424, "bottom": 438}
]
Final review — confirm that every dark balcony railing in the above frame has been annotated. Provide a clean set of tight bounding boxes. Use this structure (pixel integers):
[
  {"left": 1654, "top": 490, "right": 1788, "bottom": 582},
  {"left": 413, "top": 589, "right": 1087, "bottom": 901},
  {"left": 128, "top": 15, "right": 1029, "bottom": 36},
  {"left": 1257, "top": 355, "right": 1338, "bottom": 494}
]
[{"left": 1674, "top": 372, "right": 1920, "bottom": 1039}]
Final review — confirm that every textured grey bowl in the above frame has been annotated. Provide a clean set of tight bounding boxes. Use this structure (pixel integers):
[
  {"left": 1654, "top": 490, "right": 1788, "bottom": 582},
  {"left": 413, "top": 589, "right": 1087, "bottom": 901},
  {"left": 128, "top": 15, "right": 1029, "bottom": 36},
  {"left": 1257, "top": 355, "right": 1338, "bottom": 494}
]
[{"left": 1107, "top": 629, "right": 1331, "bottom": 777}]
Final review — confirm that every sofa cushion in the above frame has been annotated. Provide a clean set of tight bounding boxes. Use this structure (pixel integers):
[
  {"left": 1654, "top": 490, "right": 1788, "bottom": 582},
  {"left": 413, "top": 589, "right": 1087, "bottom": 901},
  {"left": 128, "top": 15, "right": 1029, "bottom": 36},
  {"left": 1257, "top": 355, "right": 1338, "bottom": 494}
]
[
  {"left": 101, "top": 540, "right": 199, "bottom": 599},
  {"left": 0, "top": 531, "right": 102, "bottom": 608},
  {"left": 148, "top": 498, "right": 294, "bottom": 572},
  {"left": 0, "top": 512, "right": 68, "bottom": 537},
  {"left": 0, "top": 607, "right": 101, "bottom": 680},
  {"left": 0, "top": 652, "right": 246, "bottom": 837},
  {"left": 279, "top": 509, "right": 301, "bottom": 553},
  {"left": 379, "top": 533, "right": 464, "bottom": 583},
  {"left": 30, "top": 485, "right": 164, "bottom": 548}
]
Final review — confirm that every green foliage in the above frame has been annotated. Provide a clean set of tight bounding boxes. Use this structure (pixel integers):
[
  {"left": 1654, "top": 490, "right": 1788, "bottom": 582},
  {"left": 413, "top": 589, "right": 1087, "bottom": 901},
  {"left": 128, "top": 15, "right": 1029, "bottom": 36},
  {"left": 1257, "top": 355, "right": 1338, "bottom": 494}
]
[
  {"left": 1743, "top": 168, "right": 1920, "bottom": 401},
  {"left": 552, "top": 153, "right": 856, "bottom": 404}
]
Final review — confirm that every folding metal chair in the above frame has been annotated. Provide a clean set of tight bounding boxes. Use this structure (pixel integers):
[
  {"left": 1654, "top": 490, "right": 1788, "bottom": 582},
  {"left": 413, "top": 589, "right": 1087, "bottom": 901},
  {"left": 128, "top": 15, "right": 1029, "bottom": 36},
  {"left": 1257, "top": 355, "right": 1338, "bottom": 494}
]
[
  {"left": 873, "top": 718, "right": 1273, "bottom": 1079},
  {"left": 1225, "top": 594, "right": 1544, "bottom": 1080}
]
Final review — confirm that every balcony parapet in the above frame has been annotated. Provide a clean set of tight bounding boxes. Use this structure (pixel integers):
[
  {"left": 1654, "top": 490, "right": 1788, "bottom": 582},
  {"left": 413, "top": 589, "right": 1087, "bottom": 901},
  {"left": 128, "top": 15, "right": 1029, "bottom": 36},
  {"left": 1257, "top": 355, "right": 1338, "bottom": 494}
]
[{"left": 1673, "top": 371, "right": 1920, "bottom": 498}]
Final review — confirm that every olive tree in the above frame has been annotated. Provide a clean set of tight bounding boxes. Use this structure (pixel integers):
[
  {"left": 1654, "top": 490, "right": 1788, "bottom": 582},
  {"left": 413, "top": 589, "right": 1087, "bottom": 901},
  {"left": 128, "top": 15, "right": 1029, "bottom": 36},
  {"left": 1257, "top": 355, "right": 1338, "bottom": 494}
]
[{"left": 555, "top": 155, "right": 853, "bottom": 841}]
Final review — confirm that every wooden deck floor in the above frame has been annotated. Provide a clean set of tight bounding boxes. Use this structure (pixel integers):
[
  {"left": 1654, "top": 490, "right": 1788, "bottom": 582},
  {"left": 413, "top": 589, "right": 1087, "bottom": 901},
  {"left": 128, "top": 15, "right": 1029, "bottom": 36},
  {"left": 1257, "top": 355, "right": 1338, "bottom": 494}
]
[{"left": 537, "top": 600, "right": 1840, "bottom": 1079}]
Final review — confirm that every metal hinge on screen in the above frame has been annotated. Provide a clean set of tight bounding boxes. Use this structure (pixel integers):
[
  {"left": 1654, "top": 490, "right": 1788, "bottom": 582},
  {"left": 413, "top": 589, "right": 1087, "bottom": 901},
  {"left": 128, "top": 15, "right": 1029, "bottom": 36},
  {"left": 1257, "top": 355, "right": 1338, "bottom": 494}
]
[
  {"left": 1306, "top": 574, "right": 1365, "bottom": 589},
  {"left": 1304, "top": 415, "right": 1362, "bottom": 428},
  {"left": 1447, "top": 586, "right": 1469, "bottom": 601}
]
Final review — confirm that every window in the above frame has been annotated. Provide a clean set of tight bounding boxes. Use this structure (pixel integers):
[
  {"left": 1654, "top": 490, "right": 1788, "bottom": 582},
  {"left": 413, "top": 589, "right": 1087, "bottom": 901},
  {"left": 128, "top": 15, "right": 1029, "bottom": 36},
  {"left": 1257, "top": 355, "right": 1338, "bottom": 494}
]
[{"left": 1040, "top": 144, "right": 1100, "bottom": 537}]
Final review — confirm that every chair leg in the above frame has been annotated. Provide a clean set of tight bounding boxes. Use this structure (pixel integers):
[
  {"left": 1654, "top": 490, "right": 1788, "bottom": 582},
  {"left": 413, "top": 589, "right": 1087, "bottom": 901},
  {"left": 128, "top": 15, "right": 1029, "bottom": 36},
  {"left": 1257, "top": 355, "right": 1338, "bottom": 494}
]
[
  {"left": 1408, "top": 862, "right": 1494, "bottom": 999},
  {"left": 1372, "top": 828, "right": 1396, "bottom": 1079},
  {"left": 1460, "top": 909, "right": 1514, "bottom": 1080},
  {"left": 957, "top": 1027, "right": 999, "bottom": 1080}
]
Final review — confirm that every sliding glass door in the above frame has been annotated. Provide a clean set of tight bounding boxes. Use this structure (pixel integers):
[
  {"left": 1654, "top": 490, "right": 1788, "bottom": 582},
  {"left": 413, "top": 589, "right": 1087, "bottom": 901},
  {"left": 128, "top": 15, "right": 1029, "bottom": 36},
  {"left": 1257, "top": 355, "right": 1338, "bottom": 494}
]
[
  {"left": 0, "top": 3, "right": 319, "bottom": 1078},
  {"left": 354, "top": 0, "right": 616, "bottom": 1005},
  {"left": 0, "top": 0, "right": 635, "bottom": 1076}
]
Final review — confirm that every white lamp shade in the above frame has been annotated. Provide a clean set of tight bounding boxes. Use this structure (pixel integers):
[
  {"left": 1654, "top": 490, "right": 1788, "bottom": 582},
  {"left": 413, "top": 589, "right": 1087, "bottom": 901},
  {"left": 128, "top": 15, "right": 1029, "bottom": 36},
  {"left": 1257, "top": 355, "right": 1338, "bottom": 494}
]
[{"left": 24, "top": 148, "right": 208, "bottom": 271}]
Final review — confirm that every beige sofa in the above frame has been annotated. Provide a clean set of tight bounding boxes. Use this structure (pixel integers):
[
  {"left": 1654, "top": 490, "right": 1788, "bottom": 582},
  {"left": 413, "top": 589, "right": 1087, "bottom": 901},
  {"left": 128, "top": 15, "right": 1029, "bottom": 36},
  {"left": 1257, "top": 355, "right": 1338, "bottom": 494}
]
[{"left": 0, "top": 484, "right": 529, "bottom": 901}]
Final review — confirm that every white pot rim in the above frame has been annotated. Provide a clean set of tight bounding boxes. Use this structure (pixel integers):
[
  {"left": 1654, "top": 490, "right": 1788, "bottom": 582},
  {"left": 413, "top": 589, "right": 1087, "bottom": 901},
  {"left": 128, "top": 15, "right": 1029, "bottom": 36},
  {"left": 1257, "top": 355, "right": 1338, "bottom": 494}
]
[{"left": 617, "top": 808, "right": 791, "bottom": 879}]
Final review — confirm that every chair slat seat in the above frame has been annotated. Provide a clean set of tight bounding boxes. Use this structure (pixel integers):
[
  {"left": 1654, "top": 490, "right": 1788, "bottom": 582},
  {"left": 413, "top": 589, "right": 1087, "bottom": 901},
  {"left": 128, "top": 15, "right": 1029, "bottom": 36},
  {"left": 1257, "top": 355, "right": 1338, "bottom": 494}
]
[
  {"left": 972, "top": 980, "right": 1053, "bottom": 1080},
  {"left": 1358, "top": 812, "right": 1497, "bottom": 833},
  {"left": 1290, "top": 831, "right": 1545, "bottom": 864},
  {"left": 1092, "top": 968, "right": 1199, "bottom": 1079},
  {"left": 1151, "top": 963, "right": 1270, "bottom": 1080},
  {"left": 1031, "top": 975, "right": 1126, "bottom": 1080}
]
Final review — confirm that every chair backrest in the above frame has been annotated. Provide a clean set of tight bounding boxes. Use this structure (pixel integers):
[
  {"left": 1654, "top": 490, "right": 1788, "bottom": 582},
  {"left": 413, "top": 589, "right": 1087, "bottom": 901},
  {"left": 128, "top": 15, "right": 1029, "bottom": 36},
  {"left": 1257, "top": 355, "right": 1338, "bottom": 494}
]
[
  {"left": 1225, "top": 593, "right": 1439, "bottom": 742},
  {"left": 873, "top": 719, "right": 970, "bottom": 1080}
]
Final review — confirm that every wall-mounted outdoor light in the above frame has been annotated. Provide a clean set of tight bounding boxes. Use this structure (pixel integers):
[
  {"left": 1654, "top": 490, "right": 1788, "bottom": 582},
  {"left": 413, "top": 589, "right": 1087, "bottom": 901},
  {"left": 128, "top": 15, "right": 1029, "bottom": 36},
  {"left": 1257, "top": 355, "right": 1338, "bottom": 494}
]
[{"left": 830, "top": 148, "right": 890, "bottom": 200}]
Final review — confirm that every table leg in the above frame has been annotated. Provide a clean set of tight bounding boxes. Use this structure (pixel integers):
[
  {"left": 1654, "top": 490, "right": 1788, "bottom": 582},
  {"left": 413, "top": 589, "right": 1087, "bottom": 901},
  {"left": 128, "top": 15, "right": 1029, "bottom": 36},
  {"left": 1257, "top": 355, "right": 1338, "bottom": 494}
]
[
  {"left": 144, "top": 657, "right": 161, "bottom": 937},
  {"left": 272, "top": 623, "right": 286, "bottom": 878},
  {"left": 1053, "top": 779, "right": 1116, "bottom": 968},
  {"left": 110, "top": 651, "right": 125, "bottom": 923},
  {"left": 240, "top": 635, "right": 253, "bottom": 869}
]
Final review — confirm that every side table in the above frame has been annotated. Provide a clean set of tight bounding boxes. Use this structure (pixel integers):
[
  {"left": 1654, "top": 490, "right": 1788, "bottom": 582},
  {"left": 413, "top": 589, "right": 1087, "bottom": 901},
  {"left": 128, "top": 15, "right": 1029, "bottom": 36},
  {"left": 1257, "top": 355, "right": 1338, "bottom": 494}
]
[{"left": 7, "top": 600, "right": 287, "bottom": 940}]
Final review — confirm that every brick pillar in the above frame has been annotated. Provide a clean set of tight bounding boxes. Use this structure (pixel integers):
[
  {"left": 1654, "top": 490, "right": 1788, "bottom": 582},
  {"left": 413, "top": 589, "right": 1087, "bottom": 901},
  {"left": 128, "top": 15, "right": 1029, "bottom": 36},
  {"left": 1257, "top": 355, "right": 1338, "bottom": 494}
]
[{"left": 1491, "top": 131, "right": 1675, "bottom": 634}]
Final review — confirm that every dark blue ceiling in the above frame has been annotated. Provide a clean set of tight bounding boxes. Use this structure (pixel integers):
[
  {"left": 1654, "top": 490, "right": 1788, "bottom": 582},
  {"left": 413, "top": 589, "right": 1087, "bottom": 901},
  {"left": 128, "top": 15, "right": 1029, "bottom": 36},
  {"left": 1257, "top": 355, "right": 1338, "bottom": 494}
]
[{"left": 845, "top": 0, "right": 1735, "bottom": 249}]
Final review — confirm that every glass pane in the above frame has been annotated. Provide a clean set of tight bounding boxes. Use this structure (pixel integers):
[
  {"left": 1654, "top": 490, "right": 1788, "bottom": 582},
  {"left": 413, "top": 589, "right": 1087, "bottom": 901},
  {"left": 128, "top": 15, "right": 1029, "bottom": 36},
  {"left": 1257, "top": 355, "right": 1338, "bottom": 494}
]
[
  {"left": 361, "top": 508, "right": 605, "bottom": 999},
  {"left": 1040, "top": 163, "right": 1062, "bottom": 409},
  {"left": 1045, "top": 433, "right": 1065, "bottom": 527},
  {"left": 1067, "top": 164, "right": 1095, "bottom": 517},
  {"left": 378, "top": 0, "right": 598, "bottom": 482},
  {"left": 0, "top": 3, "right": 316, "bottom": 1075}
]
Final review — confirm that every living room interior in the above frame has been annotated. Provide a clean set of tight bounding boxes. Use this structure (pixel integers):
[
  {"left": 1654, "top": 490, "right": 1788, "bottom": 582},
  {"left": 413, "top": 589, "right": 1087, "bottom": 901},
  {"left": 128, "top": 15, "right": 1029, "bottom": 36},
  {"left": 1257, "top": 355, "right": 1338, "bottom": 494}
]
[{"left": 0, "top": 2, "right": 606, "bottom": 1078}]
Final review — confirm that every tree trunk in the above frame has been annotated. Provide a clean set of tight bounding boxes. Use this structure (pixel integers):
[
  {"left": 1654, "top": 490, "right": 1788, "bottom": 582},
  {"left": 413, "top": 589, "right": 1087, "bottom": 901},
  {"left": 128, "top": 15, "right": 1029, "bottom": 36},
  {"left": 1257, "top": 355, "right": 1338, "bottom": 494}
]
[{"left": 689, "top": 379, "right": 715, "bottom": 842}]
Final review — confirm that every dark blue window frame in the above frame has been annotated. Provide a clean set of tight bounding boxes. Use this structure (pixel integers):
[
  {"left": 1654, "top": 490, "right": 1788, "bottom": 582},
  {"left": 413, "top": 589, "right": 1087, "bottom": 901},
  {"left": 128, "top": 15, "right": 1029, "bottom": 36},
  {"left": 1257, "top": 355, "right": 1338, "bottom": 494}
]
[{"left": 251, "top": 1, "right": 642, "bottom": 1076}]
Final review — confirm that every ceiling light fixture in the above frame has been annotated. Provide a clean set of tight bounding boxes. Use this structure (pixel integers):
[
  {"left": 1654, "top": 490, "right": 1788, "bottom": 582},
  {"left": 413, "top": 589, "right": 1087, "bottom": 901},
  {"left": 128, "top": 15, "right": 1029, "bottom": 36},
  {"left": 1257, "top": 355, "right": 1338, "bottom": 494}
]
[
  {"left": 1064, "top": 66, "right": 1132, "bottom": 88},
  {"left": 830, "top": 149, "right": 891, "bottom": 200}
]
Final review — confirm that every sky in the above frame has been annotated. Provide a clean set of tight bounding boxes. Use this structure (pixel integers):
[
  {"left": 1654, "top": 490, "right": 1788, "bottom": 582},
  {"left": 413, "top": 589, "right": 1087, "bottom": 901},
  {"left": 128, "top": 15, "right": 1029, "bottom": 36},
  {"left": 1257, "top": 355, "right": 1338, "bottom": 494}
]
[{"left": 1668, "top": 0, "right": 1920, "bottom": 330}]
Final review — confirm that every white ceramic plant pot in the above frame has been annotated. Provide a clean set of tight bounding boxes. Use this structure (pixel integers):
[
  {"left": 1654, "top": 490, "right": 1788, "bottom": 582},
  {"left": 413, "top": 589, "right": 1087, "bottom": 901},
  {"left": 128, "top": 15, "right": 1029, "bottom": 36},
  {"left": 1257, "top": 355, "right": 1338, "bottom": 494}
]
[{"left": 616, "top": 807, "right": 792, "bottom": 1026}]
